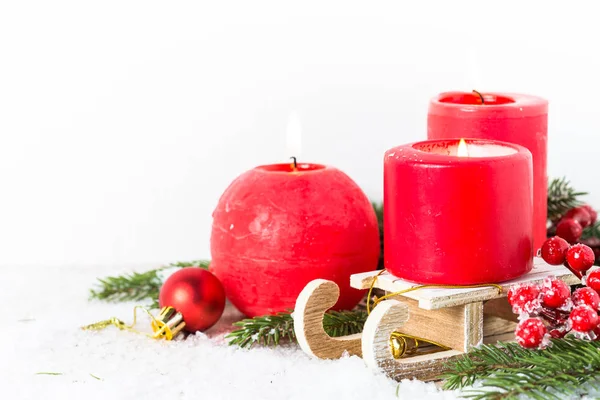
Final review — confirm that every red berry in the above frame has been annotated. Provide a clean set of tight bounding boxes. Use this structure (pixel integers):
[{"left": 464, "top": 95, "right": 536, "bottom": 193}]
[
  {"left": 515, "top": 318, "right": 547, "bottom": 349},
  {"left": 564, "top": 207, "right": 592, "bottom": 228},
  {"left": 507, "top": 284, "right": 541, "bottom": 315},
  {"left": 580, "top": 237, "right": 600, "bottom": 262},
  {"left": 540, "top": 277, "right": 571, "bottom": 309},
  {"left": 555, "top": 218, "right": 583, "bottom": 244},
  {"left": 566, "top": 244, "right": 595, "bottom": 272},
  {"left": 540, "top": 236, "right": 570, "bottom": 265},
  {"left": 572, "top": 287, "right": 600, "bottom": 310},
  {"left": 569, "top": 304, "right": 599, "bottom": 332},
  {"left": 586, "top": 269, "right": 600, "bottom": 294},
  {"left": 582, "top": 204, "right": 598, "bottom": 225}
]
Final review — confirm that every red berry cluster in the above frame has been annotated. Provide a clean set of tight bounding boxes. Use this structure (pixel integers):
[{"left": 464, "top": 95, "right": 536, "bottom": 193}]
[
  {"left": 553, "top": 204, "right": 597, "bottom": 245},
  {"left": 550, "top": 204, "right": 600, "bottom": 269},
  {"left": 509, "top": 273, "right": 600, "bottom": 349},
  {"left": 509, "top": 234, "right": 600, "bottom": 349},
  {"left": 541, "top": 236, "right": 595, "bottom": 279}
]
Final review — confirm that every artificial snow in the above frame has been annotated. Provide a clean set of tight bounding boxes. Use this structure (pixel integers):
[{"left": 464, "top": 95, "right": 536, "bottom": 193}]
[{"left": 2, "top": 265, "right": 455, "bottom": 399}]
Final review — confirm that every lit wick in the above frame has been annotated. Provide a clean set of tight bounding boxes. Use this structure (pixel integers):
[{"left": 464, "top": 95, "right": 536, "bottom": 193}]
[
  {"left": 290, "top": 156, "right": 298, "bottom": 171},
  {"left": 472, "top": 90, "right": 485, "bottom": 105},
  {"left": 457, "top": 138, "right": 470, "bottom": 157},
  {"left": 286, "top": 111, "right": 302, "bottom": 170}
]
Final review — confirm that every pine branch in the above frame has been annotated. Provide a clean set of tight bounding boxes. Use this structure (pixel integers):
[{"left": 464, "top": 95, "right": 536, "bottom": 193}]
[
  {"left": 547, "top": 177, "right": 587, "bottom": 222},
  {"left": 89, "top": 260, "right": 210, "bottom": 304},
  {"left": 442, "top": 342, "right": 532, "bottom": 390},
  {"left": 226, "top": 309, "right": 367, "bottom": 348},
  {"left": 324, "top": 309, "right": 367, "bottom": 337},
  {"left": 441, "top": 338, "right": 600, "bottom": 399},
  {"left": 372, "top": 202, "right": 384, "bottom": 270},
  {"left": 582, "top": 221, "right": 600, "bottom": 240},
  {"left": 226, "top": 312, "right": 295, "bottom": 348}
]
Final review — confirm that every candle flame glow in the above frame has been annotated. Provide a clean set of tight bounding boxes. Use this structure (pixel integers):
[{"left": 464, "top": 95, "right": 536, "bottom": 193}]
[
  {"left": 457, "top": 138, "right": 469, "bottom": 157},
  {"left": 286, "top": 111, "right": 302, "bottom": 159}
]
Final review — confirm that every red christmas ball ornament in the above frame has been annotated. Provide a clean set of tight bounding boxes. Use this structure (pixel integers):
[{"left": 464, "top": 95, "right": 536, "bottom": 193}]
[
  {"left": 564, "top": 206, "right": 593, "bottom": 228},
  {"left": 159, "top": 268, "right": 226, "bottom": 332},
  {"left": 566, "top": 244, "right": 596, "bottom": 273},
  {"left": 582, "top": 204, "right": 598, "bottom": 225},
  {"left": 572, "top": 287, "right": 600, "bottom": 310},
  {"left": 507, "top": 284, "right": 541, "bottom": 315},
  {"left": 210, "top": 163, "right": 380, "bottom": 317},
  {"left": 581, "top": 237, "right": 600, "bottom": 262},
  {"left": 515, "top": 318, "right": 548, "bottom": 349},
  {"left": 555, "top": 218, "right": 583, "bottom": 244},
  {"left": 540, "top": 236, "right": 570, "bottom": 265},
  {"left": 540, "top": 276, "right": 571, "bottom": 309},
  {"left": 585, "top": 269, "right": 600, "bottom": 294},
  {"left": 569, "top": 304, "right": 599, "bottom": 333}
]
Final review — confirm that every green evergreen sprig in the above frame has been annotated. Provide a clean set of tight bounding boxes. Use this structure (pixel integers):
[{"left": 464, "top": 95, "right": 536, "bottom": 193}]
[
  {"left": 547, "top": 177, "right": 587, "bottom": 222},
  {"left": 226, "top": 309, "right": 367, "bottom": 348},
  {"left": 441, "top": 338, "right": 600, "bottom": 399},
  {"left": 89, "top": 260, "right": 210, "bottom": 304},
  {"left": 582, "top": 221, "right": 600, "bottom": 240}
]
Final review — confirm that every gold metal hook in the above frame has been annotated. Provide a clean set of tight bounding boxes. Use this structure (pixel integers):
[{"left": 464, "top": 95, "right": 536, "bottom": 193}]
[
  {"left": 367, "top": 270, "right": 502, "bottom": 359},
  {"left": 389, "top": 332, "right": 451, "bottom": 359}
]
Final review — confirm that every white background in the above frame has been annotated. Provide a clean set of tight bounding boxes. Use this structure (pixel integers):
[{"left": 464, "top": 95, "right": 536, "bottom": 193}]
[{"left": 1, "top": 1, "right": 598, "bottom": 268}]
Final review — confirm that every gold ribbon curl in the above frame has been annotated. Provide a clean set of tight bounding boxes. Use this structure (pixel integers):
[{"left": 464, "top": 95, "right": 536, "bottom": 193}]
[{"left": 82, "top": 306, "right": 185, "bottom": 340}]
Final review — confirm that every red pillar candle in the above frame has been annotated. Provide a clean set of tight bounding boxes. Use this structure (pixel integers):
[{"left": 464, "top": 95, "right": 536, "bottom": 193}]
[
  {"left": 427, "top": 92, "right": 548, "bottom": 251},
  {"left": 210, "top": 163, "right": 380, "bottom": 317},
  {"left": 384, "top": 139, "right": 533, "bottom": 284}
]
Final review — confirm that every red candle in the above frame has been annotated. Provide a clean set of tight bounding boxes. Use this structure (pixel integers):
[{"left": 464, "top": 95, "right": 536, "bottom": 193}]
[
  {"left": 210, "top": 163, "right": 380, "bottom": 317},
  {"left": 428, "top": 92, "right": 548, "bottom": 251},
  {"left": 384, "top": 139, "right": 533, "bottom": 284}
]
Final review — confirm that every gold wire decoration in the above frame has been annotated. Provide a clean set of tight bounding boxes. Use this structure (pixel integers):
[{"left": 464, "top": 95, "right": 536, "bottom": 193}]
[
  {"left": 82, "top": 306, "right": 186, "bottom": 340},
  {"left": 366, "top": 270, "right": 503, "bottom": 359}
]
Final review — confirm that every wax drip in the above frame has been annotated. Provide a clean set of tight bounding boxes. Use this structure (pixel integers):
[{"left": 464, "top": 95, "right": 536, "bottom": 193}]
[{"left": 472, "top": 90, "right": 485, "bottom": 104}]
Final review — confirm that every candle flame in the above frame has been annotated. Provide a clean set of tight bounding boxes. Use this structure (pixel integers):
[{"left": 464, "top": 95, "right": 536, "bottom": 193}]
[
  {"left": 457, "top": 138, "right": 469, "bottom": 157},
  {"left": 286, "top": 111, "right": 302, "bottom": 160}
]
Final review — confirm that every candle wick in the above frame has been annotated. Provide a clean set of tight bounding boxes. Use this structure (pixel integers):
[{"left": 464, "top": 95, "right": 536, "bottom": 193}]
[
  {"left": 290, "top": 156, "right": 298, "bottom": 171},
  {"left": 472, "top": 90, "right": 485, "bottom": 105}
]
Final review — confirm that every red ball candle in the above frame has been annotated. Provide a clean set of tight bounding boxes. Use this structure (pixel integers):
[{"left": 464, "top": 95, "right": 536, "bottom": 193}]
[
  {"left": 384, "top": 139, "right": 533, "bottom": 284},
  {"left": 210, "top": 163, "right": 380, "bottom": 317},
  {"left": 428, "top": 92, "right": 548, "bottom": 251}
]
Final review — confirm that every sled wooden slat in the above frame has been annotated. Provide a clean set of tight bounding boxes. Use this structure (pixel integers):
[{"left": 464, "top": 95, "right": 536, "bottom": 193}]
[{"left": 350, "top": 258, "right": 580, "bottom": 310}]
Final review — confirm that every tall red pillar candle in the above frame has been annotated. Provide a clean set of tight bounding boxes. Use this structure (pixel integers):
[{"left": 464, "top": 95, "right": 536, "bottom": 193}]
[
  {"left": 210, "top": 163, "right": 380, "bottom": 317},
  {"left": 384, "top": 139, "right": 533, "bottom": 284},
  {"left": 428, "top": 92, "right": 548, "bottom": 251}
]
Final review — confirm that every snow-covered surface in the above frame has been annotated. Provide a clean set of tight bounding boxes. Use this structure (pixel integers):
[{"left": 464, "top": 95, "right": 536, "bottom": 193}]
[{"left": 2, "top": 265, "right": 458, "bottom": 400}]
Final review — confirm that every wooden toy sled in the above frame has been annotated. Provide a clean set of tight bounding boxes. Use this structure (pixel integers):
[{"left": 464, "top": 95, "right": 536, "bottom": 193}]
[{"left": 293, "top": 258, "right": 579, "bottom": 381}]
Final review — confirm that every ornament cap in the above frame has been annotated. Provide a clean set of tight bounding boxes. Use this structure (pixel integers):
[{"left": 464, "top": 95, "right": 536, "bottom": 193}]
[{"left": 151, "top": 306, "right": 186, "bottom": 340}]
